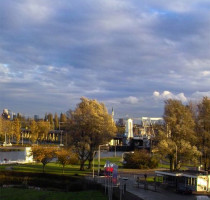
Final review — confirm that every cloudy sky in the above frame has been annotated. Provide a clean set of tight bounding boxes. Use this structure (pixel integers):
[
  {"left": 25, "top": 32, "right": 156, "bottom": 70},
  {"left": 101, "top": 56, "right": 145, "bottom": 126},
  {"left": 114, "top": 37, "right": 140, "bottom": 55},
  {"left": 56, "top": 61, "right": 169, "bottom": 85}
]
[{"left": 0, "top": 0, "right": 210, "bottom": 119}]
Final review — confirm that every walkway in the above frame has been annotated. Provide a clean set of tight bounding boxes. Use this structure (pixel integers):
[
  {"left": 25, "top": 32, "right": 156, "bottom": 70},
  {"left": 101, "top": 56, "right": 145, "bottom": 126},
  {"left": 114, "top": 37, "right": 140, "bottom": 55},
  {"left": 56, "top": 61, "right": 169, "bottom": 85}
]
[{"left": 92, "top": 173, "right": 210, "bottom": 200}]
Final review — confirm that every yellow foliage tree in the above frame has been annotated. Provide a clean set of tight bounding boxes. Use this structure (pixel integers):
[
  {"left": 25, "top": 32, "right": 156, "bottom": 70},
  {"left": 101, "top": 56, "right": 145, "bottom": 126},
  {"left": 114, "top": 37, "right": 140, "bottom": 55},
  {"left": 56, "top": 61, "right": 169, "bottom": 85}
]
[
  {"left": 56, "top": 148, "right": 78, "bottom": 174},
  {"left": 67, "top": 97, "right": 117, "bottom": 170},
  {"left": 31, "top": 146, "right": 57, "bottom": 172}
]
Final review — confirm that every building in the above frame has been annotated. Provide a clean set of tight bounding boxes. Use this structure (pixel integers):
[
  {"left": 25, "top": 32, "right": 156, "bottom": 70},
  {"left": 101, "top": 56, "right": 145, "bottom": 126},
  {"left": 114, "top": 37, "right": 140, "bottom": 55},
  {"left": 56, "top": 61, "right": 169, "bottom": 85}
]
[
  {"left": 34, "top": 115, "right": 39, "bottom": 121},
  {"left": 155, "top": 170, "right": 210, "bottom": 193}
]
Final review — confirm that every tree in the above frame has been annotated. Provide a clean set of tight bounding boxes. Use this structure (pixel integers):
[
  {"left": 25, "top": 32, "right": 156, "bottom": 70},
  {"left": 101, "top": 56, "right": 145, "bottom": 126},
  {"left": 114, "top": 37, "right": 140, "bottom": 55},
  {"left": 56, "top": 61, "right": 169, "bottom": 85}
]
[
  {"left": 12, "top": 118, "right": 21, "bottom": 144},
  {"left": 59, "top": 113, "right": 67, "bottom": 130},
  {"left": 37, "top": 120, "right": 50, "bottom": 141},
  {"left": 60, "top": 113, "right": 67, "bottom": 123},
  {"left": 56, "top": 148, "right": 78, "bottom": 174},
  {"left": 0, "top": 117, "right": 3, "bottom": 141},
  {"left": 31, "top": 146, "right": 57, "bottom": 172},
  {"left": 54, "top": 113, "right": 59, "bottom": 130},
  {"left": 30, "top": 120, "right": 38, "bottom": 143},
  {"left": 67, "top": 97, "right": 116, "bottom": 170},
  {"left": 123, "top": 150, "right": 158, "bottom": 169},
  {"left": 47, "top": 113, "right": 54, "bottom": 129},
  {"left": 196, "top": 97, "right": 210, "bottom": 170},
  {"left": 157, "top": 99, "right": 200, "bottom": 171},
  {"left": 2, "top": 119, "right": 12, "bottom": 144}
]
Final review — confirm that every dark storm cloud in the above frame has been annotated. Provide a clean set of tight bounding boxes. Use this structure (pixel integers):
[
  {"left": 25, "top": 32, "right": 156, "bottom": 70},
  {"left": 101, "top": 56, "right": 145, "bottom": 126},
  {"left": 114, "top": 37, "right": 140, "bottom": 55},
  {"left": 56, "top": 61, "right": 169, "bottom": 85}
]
[{"left": 0, "top": 0, "right": 210, "bottom": 117}]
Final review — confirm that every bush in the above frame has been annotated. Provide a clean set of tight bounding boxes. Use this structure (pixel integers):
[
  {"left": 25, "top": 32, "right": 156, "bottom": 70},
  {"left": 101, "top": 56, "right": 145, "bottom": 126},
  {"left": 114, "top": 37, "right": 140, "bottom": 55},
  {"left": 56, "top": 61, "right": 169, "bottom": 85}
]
[
  {"left": 123, "top": 150, "right": 159, "bottom": 169},
  {"left": 0, "top": 171, "right": 101, "bottom": 192}
]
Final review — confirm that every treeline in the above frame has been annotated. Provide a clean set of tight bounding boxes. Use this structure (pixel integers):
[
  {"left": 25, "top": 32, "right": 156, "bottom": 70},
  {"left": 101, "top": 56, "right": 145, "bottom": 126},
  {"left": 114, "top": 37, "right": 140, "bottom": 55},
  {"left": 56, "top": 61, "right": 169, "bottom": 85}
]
[
  {"left": 0, "top": 112, "right": 68, "bottom": 144},
  {"left": 154, "top": 96, "right": 210, "bottom": 171},
  {"left": 0, "top": 97, "right": 117, "bottom": 171}
]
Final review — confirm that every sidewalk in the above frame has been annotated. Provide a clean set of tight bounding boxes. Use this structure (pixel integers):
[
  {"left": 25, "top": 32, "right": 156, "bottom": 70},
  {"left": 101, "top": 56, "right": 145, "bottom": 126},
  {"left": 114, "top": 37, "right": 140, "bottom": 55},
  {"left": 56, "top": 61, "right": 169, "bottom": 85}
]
[{"left": 93, "top": 174, "right": 210, "bottom": 200}]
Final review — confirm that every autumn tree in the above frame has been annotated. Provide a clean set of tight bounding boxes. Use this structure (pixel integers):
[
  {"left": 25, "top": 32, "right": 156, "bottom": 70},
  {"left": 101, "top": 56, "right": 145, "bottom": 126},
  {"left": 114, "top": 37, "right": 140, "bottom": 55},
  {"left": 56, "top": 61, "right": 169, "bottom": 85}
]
[
  {"left": 0, "top": 117, "right": 3, "bottom": 141},
  {"left": 60, "top": 113, "right": 67, "bottom": 123},
  {"left": 54, "top": 113, "right": 59, "bottom": 130},
  {"left": 37, "top": 120, "right": 51, "bottom": 141},
  {"left": 196, "top": 97, "right": 210, "bottom": 170},
  {"left": 30, "top": 120, "right": 38, "bottom": 143},
  {"left": 123, "top": 150, "right": 158, "bottom": 169},
  {"left": 157, "top": 99, "right": 200, "bottom": 171},
  {"left": 31, "top": 146, "right": 57, "bottom": 172},
  {"left": 67, "top": 97, "right": 117, "bottom": 170},
  {"left": 56, "top": 148, "right": 78, "bottom": 174},
  {"left": 12, "top": 118, "right": 21, "bottom": 144},
  {"left": 1, "top": 119, "right": 12, "bottom": 144},
  {"left": 47, "top": 113, "right": 54, "bottom": 129}
]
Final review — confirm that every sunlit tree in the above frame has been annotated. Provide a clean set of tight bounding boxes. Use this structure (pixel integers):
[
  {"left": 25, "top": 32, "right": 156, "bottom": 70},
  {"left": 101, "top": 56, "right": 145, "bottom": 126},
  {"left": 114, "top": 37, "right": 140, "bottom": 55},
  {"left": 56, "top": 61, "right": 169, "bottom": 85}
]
[
  {"left": 31, "top": 146, "right": 57, "bottom": 172},
  {"left": 67, "top": 97, "right": 116, "bottom": 170},
  {"left": 196, "top": 97, "right": 210, "bottom": 170},
  {"left": 157, "top": 99, "right": 200, "bottom": 171},
  {"left": 56, "top": 148, "right": 78, "bottom": 174},
  {"left": 54, "top": 113, "right": 59, "bottom": 130},
  {"left": 12, "top": 118, "right": 21, "bottom": 144},
  {"left": 30, "top": 120, "right": 38, "bottom": 143},
  {"left": 37, "top": 120, "right": 50, "bottom": 141}
]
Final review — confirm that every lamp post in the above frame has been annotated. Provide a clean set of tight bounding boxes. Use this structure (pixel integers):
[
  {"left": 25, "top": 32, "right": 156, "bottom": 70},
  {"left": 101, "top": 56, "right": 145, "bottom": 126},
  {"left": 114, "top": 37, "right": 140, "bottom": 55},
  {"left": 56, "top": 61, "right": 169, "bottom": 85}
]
[
  {"left": 114, "top": 140, "right": 117, "bottom": 157},
  {"left": 175, "top": 144, "right": 177, "bottom": 169},
  {"left": 59, "top": 122, "right": 69, "bottom": 146},
  {"left": 98, "top": 144, "right": 108, "bottom": 176},
  {"left": 93, "top": 151, "right": 97, "bottom": 178}
]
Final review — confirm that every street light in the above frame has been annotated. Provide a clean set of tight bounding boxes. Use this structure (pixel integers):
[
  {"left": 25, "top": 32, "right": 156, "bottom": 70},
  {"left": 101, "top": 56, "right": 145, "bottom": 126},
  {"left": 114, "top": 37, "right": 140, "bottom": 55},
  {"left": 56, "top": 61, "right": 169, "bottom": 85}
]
[
  {"left": 92, "top": 151, "right": 97, "bottom": 178},
  {"left": 98, "top": 144, "right": 109, "bottom": 176},
  {"left": 59, "top": 122, "right": 69, "bottom": 146},
  {"left": 175, "top": 144, "right": 177, "bottom": 169}
]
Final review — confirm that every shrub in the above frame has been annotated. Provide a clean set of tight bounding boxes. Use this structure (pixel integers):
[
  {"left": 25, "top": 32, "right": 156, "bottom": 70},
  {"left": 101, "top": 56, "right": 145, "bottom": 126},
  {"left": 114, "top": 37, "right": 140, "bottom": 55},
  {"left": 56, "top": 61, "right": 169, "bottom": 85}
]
[{"left": 123, "top": 150, "right": 159, "bottom": 169}]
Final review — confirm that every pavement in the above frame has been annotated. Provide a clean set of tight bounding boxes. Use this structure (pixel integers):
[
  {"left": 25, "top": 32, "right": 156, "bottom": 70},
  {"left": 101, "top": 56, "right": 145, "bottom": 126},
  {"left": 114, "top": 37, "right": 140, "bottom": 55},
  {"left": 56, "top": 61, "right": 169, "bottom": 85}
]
[
  {"left": 92, "top": 173, "right": 210, "bottom": 200},
  {"left": 93, "top": 151, "right": 210, "bottom": 200}
]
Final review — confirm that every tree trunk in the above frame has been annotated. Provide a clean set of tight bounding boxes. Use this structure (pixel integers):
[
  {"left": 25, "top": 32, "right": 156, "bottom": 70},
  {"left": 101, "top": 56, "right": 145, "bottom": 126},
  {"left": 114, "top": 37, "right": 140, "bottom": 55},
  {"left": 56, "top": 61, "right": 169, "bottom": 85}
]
[
  {"left": 62, "top": 165, "right": 65, "bottom": 174},
  {"left": 88, "top": 159, "right": 93, "bottom": 169},
  {"left": 80, "top": 161, "right": 85, "bottom": 171},
  {"left": 169, "top": 157, "right": 175, "bottom": 171},
  {"left": 43, "top": 164, "right": 46, "bottom": 173}
]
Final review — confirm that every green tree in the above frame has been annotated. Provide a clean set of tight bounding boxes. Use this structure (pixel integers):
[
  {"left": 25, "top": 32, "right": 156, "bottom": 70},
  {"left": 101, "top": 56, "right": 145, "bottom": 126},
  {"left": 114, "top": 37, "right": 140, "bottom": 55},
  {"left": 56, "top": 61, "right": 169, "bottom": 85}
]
[
  {"left": 197, "top": 97, "right": 210, "bottom": 170},
  {"left": 157, "top": 99, "right": 200, "bottom": 171},
  {"left": 67, "top": 97, "right": 117, "bottom": 170}
]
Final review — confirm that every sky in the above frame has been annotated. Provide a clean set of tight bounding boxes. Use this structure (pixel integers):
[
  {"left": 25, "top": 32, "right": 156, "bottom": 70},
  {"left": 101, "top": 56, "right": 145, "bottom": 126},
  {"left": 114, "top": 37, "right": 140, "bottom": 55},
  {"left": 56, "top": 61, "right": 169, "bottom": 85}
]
[{"left": 0, "top": 0, "right": 210, "bottom": 119}]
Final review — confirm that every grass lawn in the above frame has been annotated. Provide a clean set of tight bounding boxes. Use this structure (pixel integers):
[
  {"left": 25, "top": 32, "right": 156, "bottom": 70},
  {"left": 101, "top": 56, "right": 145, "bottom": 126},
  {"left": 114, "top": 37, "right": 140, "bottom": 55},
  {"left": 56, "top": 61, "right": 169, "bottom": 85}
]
[
  {"left": 0, "top": 156, "right": 123, "bottom": 176},
  {"left": 0, "top": 188, "right": 108, "bottom": 200}
]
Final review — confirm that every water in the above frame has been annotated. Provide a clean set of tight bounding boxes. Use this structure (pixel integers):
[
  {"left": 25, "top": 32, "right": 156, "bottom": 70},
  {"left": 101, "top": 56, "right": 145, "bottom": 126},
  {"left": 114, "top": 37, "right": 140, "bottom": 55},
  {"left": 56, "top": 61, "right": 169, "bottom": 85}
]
[{"left": 0, "top": 150, "right": 26, "bottom": 162}]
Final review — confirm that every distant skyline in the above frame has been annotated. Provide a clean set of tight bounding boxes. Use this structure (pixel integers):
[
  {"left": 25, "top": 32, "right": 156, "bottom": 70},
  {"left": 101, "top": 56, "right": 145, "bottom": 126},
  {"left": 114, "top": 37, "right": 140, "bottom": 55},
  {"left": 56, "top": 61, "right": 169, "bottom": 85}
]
[{"left": 0, "top": 1, "right": 210, "bottom": 118}]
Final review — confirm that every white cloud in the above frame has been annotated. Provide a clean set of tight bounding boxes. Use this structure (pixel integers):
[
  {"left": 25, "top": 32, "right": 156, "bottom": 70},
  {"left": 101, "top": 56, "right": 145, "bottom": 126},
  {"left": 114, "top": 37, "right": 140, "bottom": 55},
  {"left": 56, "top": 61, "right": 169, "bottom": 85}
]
[
  {"left": 0, "top": 63, "right": 9, "bottom": 74},
  {"left": 201, "top": 71, "right": 210, "bottom": 77},
  {"left": 121, "top": 96, "right": 139, "bottom": 104},
  {"left": 191, "top": 91, "right": 210, "bottom": 99},
  {"left": 153, "top": 91, "right": 160, "bottom": 97},
  {"left": 153, "top": 91, "right": 187, "bottom": 102}
]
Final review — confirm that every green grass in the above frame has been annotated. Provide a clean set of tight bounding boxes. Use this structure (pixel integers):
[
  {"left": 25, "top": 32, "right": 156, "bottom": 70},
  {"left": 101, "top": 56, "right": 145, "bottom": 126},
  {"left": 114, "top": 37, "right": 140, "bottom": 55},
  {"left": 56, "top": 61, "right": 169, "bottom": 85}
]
[
  {"left": 0, "top": 188, "right": 108, "bottom": 200},
  {"left": 0, "top": 156, "right": 123, "bottom": 176},
  {"left": 11, "top": 162, "right": 91, "bottom": 176}
]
